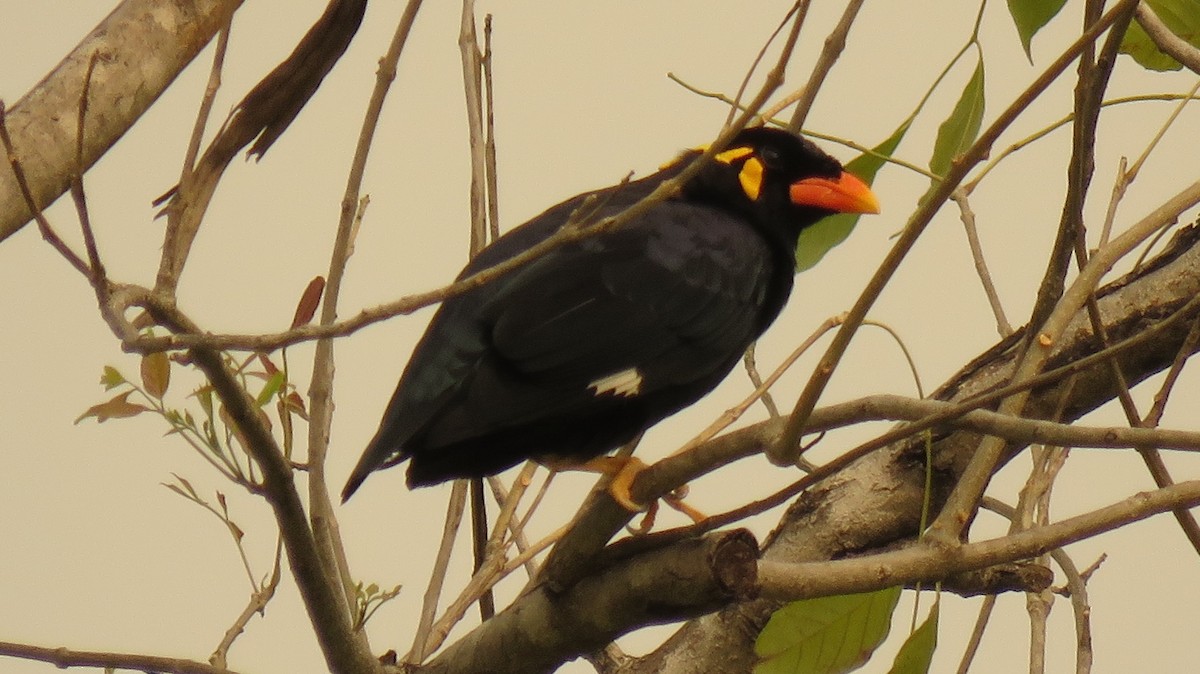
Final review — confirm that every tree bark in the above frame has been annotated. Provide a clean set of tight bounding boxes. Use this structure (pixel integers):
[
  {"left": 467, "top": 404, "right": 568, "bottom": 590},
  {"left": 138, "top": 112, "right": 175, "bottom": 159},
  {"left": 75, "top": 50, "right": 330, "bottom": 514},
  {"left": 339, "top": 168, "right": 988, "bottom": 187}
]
[
  {"left": 413, "top": 223, "right": 1200, "bottom": 674},
  {"left": 0, "top": 0, "right": 242, "bottom": 244},
  {"left": 629, "top": 223, "right": 1200, "bottom": 673}
]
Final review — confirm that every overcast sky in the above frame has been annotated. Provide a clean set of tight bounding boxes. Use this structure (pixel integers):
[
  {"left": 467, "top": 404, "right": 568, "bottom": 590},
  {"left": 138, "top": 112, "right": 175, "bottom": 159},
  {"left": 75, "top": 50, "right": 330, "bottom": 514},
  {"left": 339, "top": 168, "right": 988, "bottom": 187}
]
[{"left": 3, "top": 2, "right": 1200, "bottom": 673}]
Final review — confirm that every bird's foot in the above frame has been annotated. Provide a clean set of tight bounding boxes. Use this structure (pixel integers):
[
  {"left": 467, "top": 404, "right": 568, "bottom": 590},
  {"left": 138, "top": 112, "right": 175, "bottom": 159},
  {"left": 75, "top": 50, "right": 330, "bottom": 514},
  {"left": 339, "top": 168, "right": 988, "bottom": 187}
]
[{"left": 578, "top": 455, "right": 650, "bottom": 512}]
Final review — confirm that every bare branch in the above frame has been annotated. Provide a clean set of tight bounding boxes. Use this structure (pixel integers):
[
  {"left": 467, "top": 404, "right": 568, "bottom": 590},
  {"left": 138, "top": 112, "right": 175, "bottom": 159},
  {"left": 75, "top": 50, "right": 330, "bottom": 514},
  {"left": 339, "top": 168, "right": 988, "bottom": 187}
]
[
  {"left": 0, "top": 640, "right": 241, "bottom": 674},
  {"left": 775, "top": 0, "right": 1144, "bottom": 467},
  {"left": 758, "top": 479, "right": 1200, "bottom": 600},
  {"left": 786, "top": 0, "right": 867, "bottom": 129},
  {"left": 307, "top": 0, "right": 427, "bottom": 639},
  {"left": 421, "top": 530, "right": 759, "bottom": 674}
]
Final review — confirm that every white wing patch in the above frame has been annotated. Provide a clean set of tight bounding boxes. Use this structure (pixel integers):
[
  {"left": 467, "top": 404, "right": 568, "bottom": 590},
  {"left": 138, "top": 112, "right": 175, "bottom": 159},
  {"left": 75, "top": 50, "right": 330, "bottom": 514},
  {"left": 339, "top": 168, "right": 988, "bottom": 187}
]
[{"left": 588, "top": 367, "right": 643, "bottom": 397}]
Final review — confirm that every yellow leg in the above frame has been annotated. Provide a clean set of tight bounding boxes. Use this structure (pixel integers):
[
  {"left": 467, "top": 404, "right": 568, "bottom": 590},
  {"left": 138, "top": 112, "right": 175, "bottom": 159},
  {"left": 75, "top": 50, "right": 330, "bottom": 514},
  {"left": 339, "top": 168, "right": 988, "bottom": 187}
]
[
  {"left": 578, "top": 455, "right": 649, "bottom": 513},
  {"left": 547, "top": 454, "right": 706, "bottom": 527},
  {"left": 663, "top": 485, "right": 707, "bottom": 523}
]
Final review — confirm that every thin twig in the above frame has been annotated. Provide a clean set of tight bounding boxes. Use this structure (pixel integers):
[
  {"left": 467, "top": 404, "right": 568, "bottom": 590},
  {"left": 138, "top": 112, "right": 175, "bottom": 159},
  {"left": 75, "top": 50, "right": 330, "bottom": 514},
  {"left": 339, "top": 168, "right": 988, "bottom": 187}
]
[
  {"left": 774, "top": 0, "right": 1144, "bottom": 468},
  {"left": 211, "top": 535, "right": 284, "bottom": 669},
  {"left": 741, "top": 343, "right": 781, "bottom": 418},
  {"left": 0, "top": 641, "right": 241, "bottom": 674},
  {"left": 955, "top": 594, "right": 996, "bottom": 674},
  {"left": 927, "top": 177, "right": 1200, "bottom": 543},
  {"left": 483, "top": 13, "right": 500, "bottom": 243},
  {"left": 786, "top": 0, "right": 866, "bottom": 129},
  {"left": 459, "top": 0, "right": 498, "bottom": 621},
  {"left": 486, "top": 470, "right": 540, "bottom": 578},
  {"left": 0, "top": 101, "right": 92, "bottom": 278},
  {"left": 410, "top": 480, "right": 469, "bottom": 664},
  {"left": 1099, "top": 77, "right": 1200, "bottom": 247},
  {"left": 983, "top": 497, "right": 1094, "bottom": 674},
  {"left": 953, "top": 190, "right": 1012, "bottom": 335},
  {"left": 689, "top": 314, "right": 844, "bottom": 453},
  {"left": 313, "top": 0, "right": 429, "bottom": 661},
  {"left": 724, "top": 1, "right": 809, "bottom": 128},
  {"left": 310, "top": 0, "right": 428, "bottom": 638},
  {"left": 71, "top": 52, "right": 106, "bottom": 291},
  {"left": 181, "top": 21, "right": 233, "bottom": 178}
]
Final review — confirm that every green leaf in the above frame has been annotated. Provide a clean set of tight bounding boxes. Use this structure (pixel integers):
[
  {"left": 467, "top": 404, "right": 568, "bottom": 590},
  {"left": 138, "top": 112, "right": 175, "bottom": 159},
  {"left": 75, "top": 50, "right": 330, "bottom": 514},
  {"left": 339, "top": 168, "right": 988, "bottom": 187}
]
[
  {"left": 795, "top": 120, "right": 909, "bottom": 272},
  {"left": 754, "top": 586, "right": 902, "bottom": 674},
  {"left": 888, "top": 603, "right": 939, "bottom": 674},
  {"left": 1120, "top": 0, "right": 1200, "bottom": 71},
  {"left": 256, "top": 371, "right": 287, "bottom": 407},
  {"left": 100, "top": 366, "right": 126, "bottom": 391},
  {"left": 1007, "top": 0, "right": 1068, "bottom": 59},
  {"left": 193, "top": 385, "right": 215, "bottom": 419},
  {"left": 929, "top": 59, "right": 985, "bottom": 181}
]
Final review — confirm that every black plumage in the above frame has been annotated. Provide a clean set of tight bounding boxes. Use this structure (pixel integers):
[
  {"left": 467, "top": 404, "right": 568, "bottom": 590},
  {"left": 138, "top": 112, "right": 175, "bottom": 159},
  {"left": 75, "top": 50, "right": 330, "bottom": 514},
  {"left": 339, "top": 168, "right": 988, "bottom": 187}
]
[{"left": 342, "top": 126, "right": 879, "bottom": 501}]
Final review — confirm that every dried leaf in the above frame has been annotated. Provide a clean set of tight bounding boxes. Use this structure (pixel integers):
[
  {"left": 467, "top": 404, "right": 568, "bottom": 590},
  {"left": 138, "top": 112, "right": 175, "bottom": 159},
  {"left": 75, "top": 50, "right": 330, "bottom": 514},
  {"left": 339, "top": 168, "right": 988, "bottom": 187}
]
[
  {"left": 291, "top": 276, "right": 326, "bottom": 329},
  {"left": 75, "top": 391, "right": 149, "bottom": 424},
  {"left": 192, "top": 385, "right": 215, "bottom": 420},
  {"left": 140, "top": 352, "right": 170, "bottom": 399},
  {"left": 131, "top": 311, "right": 156, "bottom": 330},
  {"left": 170, "top": 473, "right": 200, "bottom": 500},
  {"left": 283, "top": 391, "right": 310, "bottom": 421},
  {"left": 257, "top": 352, "right": 280, "bottom": 376}
]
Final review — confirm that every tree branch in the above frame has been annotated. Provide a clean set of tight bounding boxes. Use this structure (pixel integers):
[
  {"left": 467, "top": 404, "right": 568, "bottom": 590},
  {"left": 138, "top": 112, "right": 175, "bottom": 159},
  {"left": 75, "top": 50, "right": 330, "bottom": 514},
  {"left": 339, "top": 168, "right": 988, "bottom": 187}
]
[
  {"left": 620, "top": 222, "right": 1200, "bottom": 674},
  {"left": 0, "top": 0, "right": 243, "bottom": 244},
  {"left": 419, "top": 530, "right": 759, "bottom": 674},
  {"left": 756, "top": 478, "right": 1200, "bottom": 600},
  {"left": 0, "top": 640, "right": 241, "bottom": 674},
  {"left": 774, "top": 0, "right": 1143, "bottom": 467},
  {"left": 1135, "top": 1, "right": 1200, "bottom": 74}
]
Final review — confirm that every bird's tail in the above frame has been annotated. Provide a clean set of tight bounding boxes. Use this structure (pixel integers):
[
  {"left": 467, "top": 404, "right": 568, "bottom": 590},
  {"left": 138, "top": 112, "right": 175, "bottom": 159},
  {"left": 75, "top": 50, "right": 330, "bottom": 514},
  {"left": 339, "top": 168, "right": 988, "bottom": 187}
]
[{"left": 341, "top": 429, "right": 406, "bottom": 502}]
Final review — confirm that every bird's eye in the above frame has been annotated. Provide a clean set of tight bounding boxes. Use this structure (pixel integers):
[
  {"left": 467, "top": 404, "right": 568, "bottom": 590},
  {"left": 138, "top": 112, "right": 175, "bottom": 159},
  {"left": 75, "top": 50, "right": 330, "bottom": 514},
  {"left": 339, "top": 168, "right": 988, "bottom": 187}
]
[{"left": 758, "top": 145, "right": 783, "bottom": 168}]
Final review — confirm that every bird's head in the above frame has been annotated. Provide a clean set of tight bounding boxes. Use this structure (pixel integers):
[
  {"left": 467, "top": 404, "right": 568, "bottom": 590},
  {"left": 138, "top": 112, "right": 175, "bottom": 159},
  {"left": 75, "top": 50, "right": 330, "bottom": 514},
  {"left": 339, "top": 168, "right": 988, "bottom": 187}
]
[{"left": 674, "top": 126, "right": 879, "bottom": 240}]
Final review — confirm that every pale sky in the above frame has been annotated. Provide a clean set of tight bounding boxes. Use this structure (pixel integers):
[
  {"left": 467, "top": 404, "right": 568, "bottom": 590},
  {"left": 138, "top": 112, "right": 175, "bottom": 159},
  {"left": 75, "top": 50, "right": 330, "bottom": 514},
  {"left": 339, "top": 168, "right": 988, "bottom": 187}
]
[{"left": 2, "top": 2, "right": 1200, "bottom": 673}]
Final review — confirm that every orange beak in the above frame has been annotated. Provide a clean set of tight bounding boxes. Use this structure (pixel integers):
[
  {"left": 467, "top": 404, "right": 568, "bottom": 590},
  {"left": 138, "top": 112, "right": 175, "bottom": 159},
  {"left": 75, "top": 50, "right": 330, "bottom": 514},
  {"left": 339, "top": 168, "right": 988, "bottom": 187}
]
[{"left": 789, "top": 172, "right": 881, "bottom": 215}]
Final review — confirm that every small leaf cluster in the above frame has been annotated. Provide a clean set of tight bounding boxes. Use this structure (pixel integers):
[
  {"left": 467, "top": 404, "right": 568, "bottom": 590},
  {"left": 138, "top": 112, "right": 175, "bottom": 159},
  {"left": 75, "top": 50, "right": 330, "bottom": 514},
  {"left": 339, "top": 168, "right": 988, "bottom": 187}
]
[{"left": 77, "top": 341, "right": 309, "bottom": 488}]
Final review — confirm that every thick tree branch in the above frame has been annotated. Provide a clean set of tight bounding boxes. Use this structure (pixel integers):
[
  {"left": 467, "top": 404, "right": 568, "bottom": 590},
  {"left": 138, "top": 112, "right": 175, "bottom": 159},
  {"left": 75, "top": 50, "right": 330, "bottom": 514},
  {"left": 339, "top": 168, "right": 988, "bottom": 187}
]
[
  {"left": 419, "top": 530, "right": 759, "bottom": 674},
  {"left": 621, "top": 222, "right": 1200, "bottom": 674},
  {"left": 0, "top": 0, "right": 243, "bottom": 244},
  {"left": 187, "top": 344, "right": 378, "bottom": 674},
  {"left": 405, "top": 220, "right": 1200, "bottom": 674},
  {"left": 756, "top": 479, "right": 1200, "bottom": 600},
  {"left": 773, "top": 0, "right": 1142, "bottom": 467}
]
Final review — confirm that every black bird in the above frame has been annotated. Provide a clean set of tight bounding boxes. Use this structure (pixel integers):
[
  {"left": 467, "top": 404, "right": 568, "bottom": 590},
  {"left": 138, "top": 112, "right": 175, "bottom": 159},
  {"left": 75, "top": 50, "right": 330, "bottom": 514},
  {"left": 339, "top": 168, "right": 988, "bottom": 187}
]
[{"left": 342, "top": 126, "right": 879, "bottom": 503}]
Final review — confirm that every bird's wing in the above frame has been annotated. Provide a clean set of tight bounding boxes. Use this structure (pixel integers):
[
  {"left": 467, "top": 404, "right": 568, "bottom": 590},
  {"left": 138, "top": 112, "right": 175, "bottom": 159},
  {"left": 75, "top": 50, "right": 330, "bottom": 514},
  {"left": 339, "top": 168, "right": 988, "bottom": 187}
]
[{"left": 486, "top": 204, "right": 776, "bottom": 399}]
